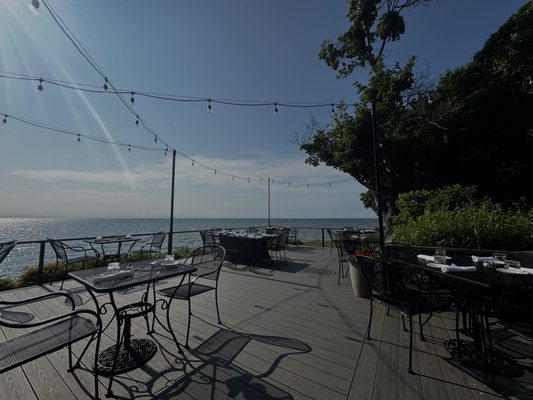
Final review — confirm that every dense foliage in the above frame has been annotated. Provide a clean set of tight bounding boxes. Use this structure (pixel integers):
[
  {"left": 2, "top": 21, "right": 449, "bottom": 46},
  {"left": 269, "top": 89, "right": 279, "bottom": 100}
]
[
  {"left": 301, "top": 1, "right": 533, "bottom": 231},
  {"left": 392, "top": 185, "right": 533, "bottom": 250}
]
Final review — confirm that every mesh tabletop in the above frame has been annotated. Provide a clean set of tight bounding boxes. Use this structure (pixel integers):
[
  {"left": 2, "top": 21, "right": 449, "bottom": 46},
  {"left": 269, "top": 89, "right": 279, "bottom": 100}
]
[{"left": 69, "top": 261, "right": 196, "bottom": 293}]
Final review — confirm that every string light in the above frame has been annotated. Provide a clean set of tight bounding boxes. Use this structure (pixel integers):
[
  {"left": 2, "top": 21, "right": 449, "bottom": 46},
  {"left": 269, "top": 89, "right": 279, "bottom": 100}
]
[
  {"left": 135, "top": 115, "right": 139, "bottom": 126},
  {"left": 0, "top": 70, "right": 352, "bottom": 112},
  {"left": 274, "top": 102, "right": 278, "bottom": 113},
  {"left": 37, "top": 78, "right": 43, "bottom": 92},
  {"left": 77, "top": 133, "right": 80, "bottom": 142},
  {"left": 154, "top": 135, "right": 158, "bottom": 143},
  {"left": 103, "top": 77, "right": 108, "bottom": 91},
  {"left": 128, "top": 144, "right": 131, "bottom": 152},
  {"left": 248, "top": 179, "right": 250, "bottom": 183},
  {"left": 130, "top": 91, "right": 135, "bottom": 104},
  {"left": 192, "top": 160, "right": 195, "bottom": 166},
  {"left": 2, "top": 115, "right": 6, "bottom": 124},
  {"left": 164, "top": 146, "right": 168, "bottom": 156},
  {"left": 232, "top": 176, "right": 234, "bottom": 181},
  {"left": 214, "top": 170, "right": 217, "bottom": 175},
  {"left": 208, "top": 99, "right": 212, "bottom": 113}
]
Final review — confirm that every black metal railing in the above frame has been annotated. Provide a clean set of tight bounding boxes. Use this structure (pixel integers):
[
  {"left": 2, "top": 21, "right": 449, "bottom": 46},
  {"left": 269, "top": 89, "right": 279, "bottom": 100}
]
[{"left": 2, "top": 225, "right": 375, "bottom": 284}]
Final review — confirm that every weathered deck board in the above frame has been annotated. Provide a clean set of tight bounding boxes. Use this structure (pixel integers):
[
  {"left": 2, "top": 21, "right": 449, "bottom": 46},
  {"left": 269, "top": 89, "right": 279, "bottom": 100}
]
[{"left": 0, "top": 246, "right": 531, "bottom": 399}]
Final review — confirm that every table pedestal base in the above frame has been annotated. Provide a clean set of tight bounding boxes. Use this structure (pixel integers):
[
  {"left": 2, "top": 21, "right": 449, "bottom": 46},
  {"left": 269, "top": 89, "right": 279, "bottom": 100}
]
[
  {"left": 445, "top": 339, "right": 522, "bottom": 378},
  {"left": 97, "top": 338, "right": 157, "bottom": 375}
]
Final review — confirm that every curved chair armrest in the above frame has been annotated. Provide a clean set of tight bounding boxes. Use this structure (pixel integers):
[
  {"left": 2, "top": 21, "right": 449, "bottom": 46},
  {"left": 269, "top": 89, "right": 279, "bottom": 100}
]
[
  {"left": 0, "top": 308, "right": 100, "bottom": 329},
  {"left": 0, "top": 291, "right": 76, "bottom": 310}
]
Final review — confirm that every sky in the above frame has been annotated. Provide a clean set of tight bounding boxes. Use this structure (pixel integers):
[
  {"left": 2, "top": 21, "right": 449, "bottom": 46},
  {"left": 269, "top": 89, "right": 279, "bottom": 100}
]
[{"left": 0, "top": 0, "right": 528, "bottom": 219}]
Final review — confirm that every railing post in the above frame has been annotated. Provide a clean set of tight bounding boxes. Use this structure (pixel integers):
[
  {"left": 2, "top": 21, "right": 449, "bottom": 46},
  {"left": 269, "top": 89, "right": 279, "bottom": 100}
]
[
  {"left": 322, "top": 228, "right": 325, "bottom": 247},
  {"left": 37, "top": 241, "right": 46, "bottom": 285}
]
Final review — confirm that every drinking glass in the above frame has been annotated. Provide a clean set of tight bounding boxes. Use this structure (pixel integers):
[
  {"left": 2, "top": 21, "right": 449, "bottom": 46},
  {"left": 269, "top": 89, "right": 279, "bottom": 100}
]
[
  {"left": 434, "top": 248, "right": 447, "bottom": 265},
  {"left": 493, "top": 253, "right": 507, "bottom": 264}
]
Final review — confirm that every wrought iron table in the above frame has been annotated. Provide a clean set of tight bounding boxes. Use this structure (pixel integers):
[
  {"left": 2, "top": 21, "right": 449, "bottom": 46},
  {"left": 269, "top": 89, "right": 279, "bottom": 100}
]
[
  {"left": 390, "top": 257, "right": 533, "bottom": 381},
  {"left": 69, "top": 260, "right": 196, "bottom": 398},
  {"left": 84, "top": 236, "right": 138, "bottom": 264}
]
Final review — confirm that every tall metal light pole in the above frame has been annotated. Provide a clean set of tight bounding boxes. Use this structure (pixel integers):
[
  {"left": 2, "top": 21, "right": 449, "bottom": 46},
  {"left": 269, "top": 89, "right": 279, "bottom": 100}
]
[
  {"left": 371, "top": 101, "right": 385, "bottom": 252},
  {"left": 267, "top": 178, "right": 271, "bottom": 227},
  {"left": 168, "top": 149, "right": 176, "bottom": 255}
]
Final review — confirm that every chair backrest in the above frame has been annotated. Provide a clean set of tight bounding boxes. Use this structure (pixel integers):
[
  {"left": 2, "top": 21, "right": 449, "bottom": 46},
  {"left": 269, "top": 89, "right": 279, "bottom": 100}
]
[
  {"left": 333, "top": 239, "right": 349, "bottom": 259},
  {"left": 186, "top": 245, "right": 226, "bottom": 281},
  {"left": 0, "top": 241, "right": 17, "bottom": 265},
  {"left": 384, "top": 243, "right": 419, "bottom": 264},
  {"left": 326, "top": 228, "right": 334, "bottom": 240},
  {"left": 48, "top": 239, "right": 68, "bottom": 261},
  {"left": 356, "top": 255, "right": 404, "bottom": 298},
  {"left": 149, "top": 232, "right": 166, "bottom": 250}
]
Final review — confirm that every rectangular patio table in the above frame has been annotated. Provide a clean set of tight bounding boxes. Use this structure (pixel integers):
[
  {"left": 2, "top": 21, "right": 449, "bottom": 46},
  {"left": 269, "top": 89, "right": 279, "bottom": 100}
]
[
  {"left": 389, "top": 256, "right": 533, "bottom": 381},
  {"left": 219, "top": 233, "right": 275, "bottom": 265},
  {"left": 69, "top": 260, "right": 196, "bottom": 398},
  {"left": 84, "top": 236, "right": 138, "bottom": 264}
]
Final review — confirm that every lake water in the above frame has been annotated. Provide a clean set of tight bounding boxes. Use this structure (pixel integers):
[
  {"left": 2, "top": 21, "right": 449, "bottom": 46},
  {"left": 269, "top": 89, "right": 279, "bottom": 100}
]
[{"left": 0, "top": 217, "right": 377, "bottom": 278}]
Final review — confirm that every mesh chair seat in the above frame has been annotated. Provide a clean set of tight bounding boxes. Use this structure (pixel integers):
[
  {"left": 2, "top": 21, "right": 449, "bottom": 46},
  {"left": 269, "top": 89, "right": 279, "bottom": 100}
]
[
  {"left": 159, "top": 283, "right": 214, "bottom": 300},
  {"left": 57, "top": 254, "right": 97, "bottom": 265},
  {"left": 0, "top": 315, "right": 97, "bottom": 373}
]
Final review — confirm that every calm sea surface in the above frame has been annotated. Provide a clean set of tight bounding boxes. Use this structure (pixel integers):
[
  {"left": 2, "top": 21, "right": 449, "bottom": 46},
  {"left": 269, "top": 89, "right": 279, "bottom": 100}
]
[{"left": 0, "top": 217, "right": 377, "bottom": 278}]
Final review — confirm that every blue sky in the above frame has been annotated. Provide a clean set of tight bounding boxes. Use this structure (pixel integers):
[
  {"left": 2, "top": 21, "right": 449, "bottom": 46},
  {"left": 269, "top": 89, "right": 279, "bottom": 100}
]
[{"left": 0, "top": 0, "right": 527, "bottom": 218}]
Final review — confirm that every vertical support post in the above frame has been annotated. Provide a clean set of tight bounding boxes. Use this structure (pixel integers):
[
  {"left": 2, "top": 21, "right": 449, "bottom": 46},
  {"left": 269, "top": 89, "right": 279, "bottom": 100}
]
[
  {"left": 268, "top": 178, "right": 271, "bottom": 227},
  {"left": 371, "top": 101, "right": 385, "bottom": 253},
  {"left": 37, "top": 241, "right": 46, "bottom": 285},
  {"left": 321, "top": 228, "right": 325, "bottom": 247},
  {"left": 168, "top": 149, "right": 176, "bottom": 255}
]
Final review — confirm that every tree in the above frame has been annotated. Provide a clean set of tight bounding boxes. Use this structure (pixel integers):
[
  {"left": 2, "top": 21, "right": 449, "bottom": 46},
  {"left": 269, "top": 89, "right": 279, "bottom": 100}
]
[
  {"left": 301, "top": 1, "right": 533, "bottom": 234},
  {"left": 301, "top": 0, "right": 433, "bottom": 234}
]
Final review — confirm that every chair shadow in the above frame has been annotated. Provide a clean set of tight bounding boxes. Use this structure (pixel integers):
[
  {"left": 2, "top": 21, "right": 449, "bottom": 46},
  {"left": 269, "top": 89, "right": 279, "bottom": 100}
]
[{"left": 113, "top": 328, "right": 310, "bottom": 399}]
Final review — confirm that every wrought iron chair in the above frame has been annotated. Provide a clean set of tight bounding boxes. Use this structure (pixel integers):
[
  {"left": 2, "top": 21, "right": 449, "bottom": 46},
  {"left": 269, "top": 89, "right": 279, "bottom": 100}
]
[
  {"left": 288, "top": 227, "right": 300, "bottom": 248},
  {"left": 48, "top": 239, "right": 98, "bottom": 290},
  {"left": 0, "top": 292, "right": 101, "bottom": 399},
  {"left": 356, "top": 254, "right": 437, "bottom": 374},
  {"left": 0, "top": 241, "right": 17, "bottom": 276},
  {"left": 157, "top": 245, "right": 226, "bottom": 348},
  {"left": 267, "top": 229, "right": 290, "bottom": 266},
  {"left": 333, "top": 239, "right": 350, "bottom": 285},
  {"left": 130, "top": 232, "right": 166, "bottom": 260}
]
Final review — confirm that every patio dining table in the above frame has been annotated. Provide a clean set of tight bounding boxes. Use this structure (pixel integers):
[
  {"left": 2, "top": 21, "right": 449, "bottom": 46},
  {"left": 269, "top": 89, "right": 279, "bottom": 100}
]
[
  {"left": 69, "top": 259, "right": 196, "bottom": 398},
  {"left": 84, "top": 236, "right": 138, "bottom": 264},
  {"left": 219, "top": 232, "right": 276, "bottom": 265},
  {"left": 390, "top": 254, "right": 533, "bottom": 381}
]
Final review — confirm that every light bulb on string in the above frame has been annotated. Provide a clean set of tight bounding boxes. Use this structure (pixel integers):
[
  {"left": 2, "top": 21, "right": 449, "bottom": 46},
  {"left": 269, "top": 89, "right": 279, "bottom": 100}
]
[
  {"left": 248, "top": 178, "right": 250, "bottom": 183},
  {"left": 37, "top": 78, "right": 43, "bottom": 92},
  {"left": 130, "top": 91, "right": 135, "bottom": 104},
  {"left": 207, "top": 99, "right": 212, "bottom": 113},
  {"left": 2, "top": 115, "right": 6, "bottom": 124},
  {"left": 274, "top": 102, "right": 278, "bottom": 114},
  {"left": 164, "top": 147, "right": 168, "bottom": 156},
  {"left": 214, "top": 170, "right": 217, "bottom": 175},
  {"left": 30, "top": 0, "right": 39, "bottom": 9},
  {"left": 135, "top": 115, "right": 139, "bottom": 126},
  {"left": 154, "top": 135, "right": 157, "bottom": 143},
  {"left": 128, "top": 144, "right": 131, "bottom": 152},
  {"left": 103, "top": 78, "right": 108, "bottom": 91},
  {"left": 192, "top": 160, "right": 194, "bottom": 166},
  {"left": 232, "top": 176, "right": 234, "bottom": 181},
  {"left": 331, "top": 104, "right": 335, "bottom": 115},
  {"left": 77, "top": 134, "right": 80, "bottom": 142}
]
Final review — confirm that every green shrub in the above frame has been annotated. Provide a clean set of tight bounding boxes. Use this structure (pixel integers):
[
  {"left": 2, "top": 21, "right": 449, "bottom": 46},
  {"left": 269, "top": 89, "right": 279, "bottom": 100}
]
[{"left": 393, "top": 201, "right": 533, "bottom": 250}]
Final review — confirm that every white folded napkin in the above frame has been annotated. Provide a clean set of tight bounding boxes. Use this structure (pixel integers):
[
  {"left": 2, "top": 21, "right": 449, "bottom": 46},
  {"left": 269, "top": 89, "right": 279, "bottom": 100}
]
[
  {"left": 471, "top": 255, "right": 494, "bottom": 263},
  {"left": 518, "top": 267, "right": 533, "bottom": 274},
  {"left": 441, "top": 264, "right": 477, "bottom": 273},
  {"left": 94, "top": 270, "right": 133, "bottom": 283}
]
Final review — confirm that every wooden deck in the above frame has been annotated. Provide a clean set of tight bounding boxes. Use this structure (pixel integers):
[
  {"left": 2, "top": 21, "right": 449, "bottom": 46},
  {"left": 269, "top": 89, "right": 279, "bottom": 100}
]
[{"left": 0, "top": 247, "right": 531, "bottom": 399}]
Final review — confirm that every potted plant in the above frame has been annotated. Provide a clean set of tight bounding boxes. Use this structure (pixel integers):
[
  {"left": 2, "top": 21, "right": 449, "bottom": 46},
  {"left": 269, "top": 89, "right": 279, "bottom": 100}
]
[{"left": 348, "top": 249, "right": 375, "bottom": 298}]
